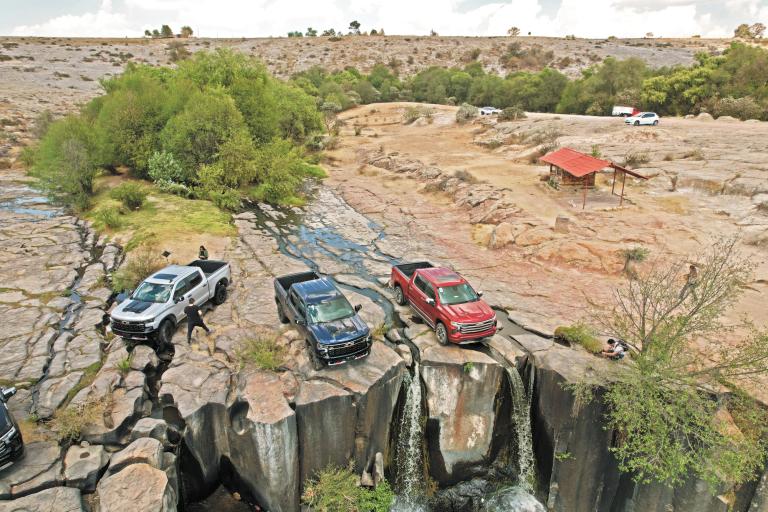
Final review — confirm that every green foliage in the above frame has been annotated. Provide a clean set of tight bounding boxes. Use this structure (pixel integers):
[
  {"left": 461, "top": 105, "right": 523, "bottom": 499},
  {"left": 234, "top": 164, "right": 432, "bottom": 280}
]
[
  {"left": 463, "top": 362, "right": 475, "bottom": 373},
  {"left": 554, "top": 323, "right": 602, "bottom": 353},
  {"left": 110, "top": 182, "right": 147, "bottom": 210},
  {"left": 148, "top": 151, "right": 185, "bottom": 183},
  {"left": 592, "top": 237, "right": 768, "bottom": 489},
  {"left": 117, "top": 356, "right": 132, "bottom": 375},
  {"left": 93, "top": 207, "right": 123, "bottom": 230},
  {"left": 29, "top": 115, "right": 97, "bottom": 210},
  {"left": 403, "top": 106, "right": 434, "bottom": 124},
  {"left": 110, "top": 242, "right": 165, "bottom": 293},
  {"left": 235, "top": 337, "right": 286, "bottom": 371},
  {"left": 707, "top": 96, "right": 764, "bottom": 120},
  {"left": 456, "top": 103, "right": 479, "bottom": 123},
  {"left": 499, "top": 106, "right": 527, "bottom": 121},
  {"left": 302, "top": 465, "right": 395, "bottom": 512}
]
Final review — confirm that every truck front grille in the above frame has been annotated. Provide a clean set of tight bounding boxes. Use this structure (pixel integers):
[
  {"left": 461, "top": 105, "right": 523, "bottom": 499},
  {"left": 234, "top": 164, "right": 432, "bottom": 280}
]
[
  {"left": 327, "top": 337, "right": 370, "bottom": 358},
  {"left": 112, "top": 320, "right": 146, "bottom": 333},
  {"left": 458, "top": 318, "right": 496, "bottom": 335}
]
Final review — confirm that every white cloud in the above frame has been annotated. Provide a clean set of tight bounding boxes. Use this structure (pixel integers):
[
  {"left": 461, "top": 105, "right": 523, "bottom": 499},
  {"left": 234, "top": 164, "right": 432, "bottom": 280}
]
[{"left": 10, "top": 0, "right": 764, "bottom": 38}]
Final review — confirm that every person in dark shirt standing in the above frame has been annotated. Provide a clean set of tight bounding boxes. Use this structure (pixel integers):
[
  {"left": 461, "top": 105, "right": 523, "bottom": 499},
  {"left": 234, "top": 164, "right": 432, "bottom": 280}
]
[{"left": 184, "top": 297, "right": 211, "bottom": 343}]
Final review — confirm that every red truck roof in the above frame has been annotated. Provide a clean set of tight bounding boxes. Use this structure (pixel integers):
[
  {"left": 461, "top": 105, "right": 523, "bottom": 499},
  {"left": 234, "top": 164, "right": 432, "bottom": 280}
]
[{"left": 416, "top": 267, "right": 466, "bottom": 287}]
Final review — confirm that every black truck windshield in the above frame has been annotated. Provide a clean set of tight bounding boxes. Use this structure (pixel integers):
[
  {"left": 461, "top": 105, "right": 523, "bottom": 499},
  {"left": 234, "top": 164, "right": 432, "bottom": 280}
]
[
  {"left": 131, "top": 282, "right": 172, "bottom": 303},
  {"left": 438, "top": 284, "right": 479, "bottom": 305},
  {"left": 307, "top": 297, "right": 355, "bottom": 323}
]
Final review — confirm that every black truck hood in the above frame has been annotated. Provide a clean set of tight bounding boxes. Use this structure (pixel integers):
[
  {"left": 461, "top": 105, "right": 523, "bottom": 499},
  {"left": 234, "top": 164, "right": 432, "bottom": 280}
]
[{"left": 308, "top": 315, "right": 369, "bottom": 346}]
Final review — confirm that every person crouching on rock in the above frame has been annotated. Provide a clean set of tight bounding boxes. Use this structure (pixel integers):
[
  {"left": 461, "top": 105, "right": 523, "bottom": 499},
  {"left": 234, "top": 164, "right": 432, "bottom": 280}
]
[
  {"left": 199, "top": 245, "right": 209, "bottom": 260},
  {"left": 185, "top": 297, "right": 211, "bottom": 343},
  {"left": 601, "top": 339, "right": 626, "bottom": 360}
]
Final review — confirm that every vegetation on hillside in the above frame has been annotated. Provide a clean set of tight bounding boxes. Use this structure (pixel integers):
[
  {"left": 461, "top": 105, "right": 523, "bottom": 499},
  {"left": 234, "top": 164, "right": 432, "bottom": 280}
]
[
  {"left": 302, "top": 465, "right": 394, "bottom": 512},
  {"left": 291, "top": 42, "right": 768, "bottom": 120},
  {"left": 572, "top": 237, "right": 768, "bottom": 490},
  {"left": 27, "top": 49, "right": 324, "bottom": 210}
]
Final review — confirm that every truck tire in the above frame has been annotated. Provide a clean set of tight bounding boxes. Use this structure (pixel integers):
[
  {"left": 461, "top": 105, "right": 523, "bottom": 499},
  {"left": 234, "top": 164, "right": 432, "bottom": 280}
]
[
  {"left": 158, "top": 319, "right": 175, "bottom": 346},
  {"left": 634, "top": 120, "right": 640, "bottom": 126},
  {"left": 436, "top": 322, "right": 449, "bottom": 346},
  {"left": 277, "top": 302, "right": 289, "bottom": 324},
  {"left": 394, "top": 285, "right": 406, "bottom": 306},
  {"left": 212, "top": 282, "right": 228, "bottom": 305},
  {"left": 653, "top": 120, "right": 658, "bottom": 126},
  {"left": 307, "top": 342, "right": 325, "bottom": 371}
]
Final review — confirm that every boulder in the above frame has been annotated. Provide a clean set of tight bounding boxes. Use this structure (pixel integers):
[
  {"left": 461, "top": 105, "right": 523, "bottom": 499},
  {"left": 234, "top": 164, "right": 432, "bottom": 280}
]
[
  {"left": 130, "top": 418, "right": 179, "bottom": 448},
  {"left": 488, "top": 222, "right": 517, "bottom": 249},
  {"left": 35, "top": 371, "right": 84, "bottom": 419},
  {"left": 0, "top": 486, "right": 84, "bottom": 512},
  {"left": 96, "top": 463, "right": 176, "bottom": 512},
  {"left": 0, "top": 442, "right": 63, "bottom": 499},
  {"left": 108, "top": 438, "right": 164, "bottom": 475},
  {"left": 716, "top": 115, "right": 739, "bottom": 123},
  {"left": 417, "top": 334, "right": 504, "bottom": 485},
  {"left": 696, "top": 112, "right": 714, "bottom": 121},
  {"left": 130, "top": 345, "right": 159, "bottom": 372},
  {"left": 64, "top": 443, "right": 109, "bottom": 492}
]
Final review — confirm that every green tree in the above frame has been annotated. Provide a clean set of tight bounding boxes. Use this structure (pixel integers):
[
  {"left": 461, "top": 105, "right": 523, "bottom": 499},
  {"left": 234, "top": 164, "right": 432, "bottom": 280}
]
[
  {"left": 160, "top": 24, "right": 174, "bottom": 38},
  {"left": 144, "top": 29, "right": 152, "bottom": 37},
  {"left": 180, "top": 25, "right": 193, "bottom": 37},
  {"left": 577, "top": 238, "right": 768, "bottom": 489},
  {"left": 508, "top": 26, "right": 521, "bottom": 36},
  {"left": 348, "top": 20, "right": 361, "bottom": 34},
  {"left": 306, "top": 27, "right": 317, "bottom": 37}
]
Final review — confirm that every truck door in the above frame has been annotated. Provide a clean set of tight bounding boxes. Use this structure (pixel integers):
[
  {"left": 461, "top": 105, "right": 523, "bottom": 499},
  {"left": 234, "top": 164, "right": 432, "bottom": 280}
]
[
  {"left": 188, "top": 270, "right": 208, "bottom": 305},
  {"left": 411, "top": 275, "right": 437, "bottom": 327},
  {"left": 172, "top": 277, "right": 192, "bottom": 319},
  {"left": 288, "top": 289, "right": 305, "bottom": 325}
]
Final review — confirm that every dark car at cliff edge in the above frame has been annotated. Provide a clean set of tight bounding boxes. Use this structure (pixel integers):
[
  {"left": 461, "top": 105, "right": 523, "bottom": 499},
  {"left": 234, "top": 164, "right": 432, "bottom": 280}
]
[
  {"left": 274, "top": 271, "right": 372, "bottom": 371},
  {"left": 0, "top": 387, "right": 24, "bottom": 472}
]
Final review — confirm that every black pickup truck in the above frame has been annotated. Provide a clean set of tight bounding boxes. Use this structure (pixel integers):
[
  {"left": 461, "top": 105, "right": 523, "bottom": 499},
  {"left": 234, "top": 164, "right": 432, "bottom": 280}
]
[
  {"left": 274, "top": 271, "right": 372, "bottom": 370},
  {"left": 0, "top": 387, "right": 24, "bottom": 472}
]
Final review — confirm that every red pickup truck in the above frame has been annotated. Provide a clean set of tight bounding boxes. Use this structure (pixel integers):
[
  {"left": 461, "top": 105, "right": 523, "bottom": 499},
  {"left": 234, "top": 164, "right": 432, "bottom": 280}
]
[{"left": 390, "top": 262, "right": 498, "bottom": 345}]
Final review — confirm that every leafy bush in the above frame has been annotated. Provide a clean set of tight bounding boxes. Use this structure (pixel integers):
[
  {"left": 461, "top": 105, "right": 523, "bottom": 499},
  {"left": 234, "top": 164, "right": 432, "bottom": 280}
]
[
  {"left": 235, "top": 337, "right": 286, "bottom": 371},
  {"left": 554, "top": 323, "right": 602, "bottom": 353},
  {"left": 155, "top": 179, "right": 194, "bottom": 198},
  {"left": 93, "top": 207, "right": 123, "bottom": 230},
  {"left": 110, "top": 182, "right": 147, "bottom": 210},
  {"left": 622, "top": 150, "right": 650, "bottom": 169},
  {"left": 110, "top": 242, "right": 165, "bottom": 292},
  {"left": 302, "top": 465, "right": 395, "bottom": 512},
  {"left": 209, "top": 189, "right": 242, "bottom": 212},
  {"left": 707, "top": 96, "right": 764, "bottom": 120},
  {"left": 499, "top": 106, "right": 527, "bottom": 121},
  {"left": 456, "top": 103, "right": 479, "bottom": 123},
  {"left": 403, "top": 106, "right": 433, "bottom": 124}
]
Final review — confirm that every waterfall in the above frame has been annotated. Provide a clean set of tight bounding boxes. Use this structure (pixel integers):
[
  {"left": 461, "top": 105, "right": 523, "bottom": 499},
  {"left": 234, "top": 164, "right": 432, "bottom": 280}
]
[
  {"left": 507, "top": 366, "right": 535, "bottom": 491},
  {"left": 392, "top": 362, "right": 427, "bottom": 512}
]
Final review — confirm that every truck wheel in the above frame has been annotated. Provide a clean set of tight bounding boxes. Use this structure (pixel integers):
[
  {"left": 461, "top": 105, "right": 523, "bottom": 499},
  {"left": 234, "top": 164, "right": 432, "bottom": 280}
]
[
  {"left": 436, "top": 322, "right": 449, "bottom": 346},
  {"left": 394, "top": 285, "right": 406, "bottom": 306},
  {"left": 212, "top": 282, "right": 228, "bottom": 305},
  {"left": 158, "top": 319, "right": 175, "bottom": 346},
  {"left": 307, "top": 343, "right": 325, "bottom": 371},
  {"left": 653, "top": 120, "right": 658, "bottom": 126},
  {"left": 277, "top": 302, "right": 289, "bottom": 324},
  {"left": 634, "top": 120, "right": 640, "bottom": 126}
]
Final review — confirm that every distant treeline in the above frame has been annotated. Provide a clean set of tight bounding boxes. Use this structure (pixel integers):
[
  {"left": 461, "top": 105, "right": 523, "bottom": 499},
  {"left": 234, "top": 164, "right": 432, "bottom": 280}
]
[{"left": 291, "top": 42, "right": 768, "bottom": 120}]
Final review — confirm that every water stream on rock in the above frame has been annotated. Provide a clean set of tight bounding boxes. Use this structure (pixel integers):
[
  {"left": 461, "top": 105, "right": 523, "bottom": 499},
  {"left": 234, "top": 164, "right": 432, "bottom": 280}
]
[
  {"left": 392, "top": 361, "right": 427, "bottom": 512},
  {"left": 507, "top": 367, "right": 535, "bottom": 491}
]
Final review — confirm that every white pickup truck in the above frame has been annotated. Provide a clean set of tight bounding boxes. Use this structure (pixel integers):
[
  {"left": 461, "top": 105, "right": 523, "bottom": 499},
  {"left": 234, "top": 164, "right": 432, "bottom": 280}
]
[{"left": 110, "top": 260, "right": 230, "bottom": 346}]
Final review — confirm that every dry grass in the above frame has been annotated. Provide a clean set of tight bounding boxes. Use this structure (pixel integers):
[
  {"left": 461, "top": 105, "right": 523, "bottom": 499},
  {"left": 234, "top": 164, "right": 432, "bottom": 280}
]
[
  {"left": 52, "top": 397, "right": 106, "bottom": 442},
  {"left": 656, "top": 196, "right": 690, "bottom": 214}
]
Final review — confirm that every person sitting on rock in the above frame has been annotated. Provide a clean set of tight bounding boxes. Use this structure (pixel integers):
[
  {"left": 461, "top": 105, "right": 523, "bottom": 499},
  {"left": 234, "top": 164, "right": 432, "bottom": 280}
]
[
  {"left": 198, "top": 245, "right": 209, "bottom": 260},
  {"left": 601, "top": 339, "right": 626, "bottom": 360}
]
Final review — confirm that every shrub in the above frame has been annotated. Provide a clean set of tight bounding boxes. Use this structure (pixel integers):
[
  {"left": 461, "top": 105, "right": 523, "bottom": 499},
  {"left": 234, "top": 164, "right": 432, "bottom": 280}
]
[
  {"left": 167, "top": 41, "right": 190, "bottom": 62},
  {"left": 708, "top": 96, "right": 764, "bottom": 121},
  {"left": 53, "top": 398, "right": 104, "bottom": 442},
  {"left": 302, "top": 465, "right": 394, "bottom": 512},
  {"left": 209, "top": 189, "right": 242, "bottom": 212},
  {"left": 148, "top": 151, "right": 186, "bottom": 184},
  {"left": 403, "top": 106, "right": 433, "bottom": 124},
  {"left": 110, "top": 182, "right": 147, "bottom": 210},
  {"left": 32, "top": 110, "right": 55, "bottom": 139},
  {"left": 554, "top": 323, "right": 602, "bottom": 353},
  {"left": 235, "top": 337, "right": 286, "bottom": 371},
  {"left": 117, "top": 356, "right": 132, "bottom": 375},
  {"left": 499, "top": 106, "right": 527, "bottom": 121},
  {"left": 622, "top": 150, "right": 650, "bottom": 169},
  {"left": 155, "top": 179, "right": 194, "bottom": 197},
  {"left": 456, "top": 103, "right": 479, "bottom": 123},
  {"left": 93, "top": 207, "right": 123, "bottom": 230},
  {"left": 110, "top": 242, "right": 165, "bottom": 292}
]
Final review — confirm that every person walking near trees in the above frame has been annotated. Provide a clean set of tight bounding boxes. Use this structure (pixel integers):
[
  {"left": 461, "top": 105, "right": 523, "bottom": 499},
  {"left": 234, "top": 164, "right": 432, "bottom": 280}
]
[{"left": 679, "top": 264, "right": 699, "bottom": 301}]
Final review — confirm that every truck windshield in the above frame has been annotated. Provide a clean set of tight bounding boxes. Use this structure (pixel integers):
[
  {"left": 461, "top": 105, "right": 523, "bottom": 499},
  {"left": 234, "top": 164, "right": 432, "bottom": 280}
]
[
  {"left": 307, "top": 297, "right": 355, "bottom": 323},
  {"left": 438, "top": 284, "right": 479, "bottom": 305},
  {"left": 131, "top": 282, "right": 172, "bottom": 303}
]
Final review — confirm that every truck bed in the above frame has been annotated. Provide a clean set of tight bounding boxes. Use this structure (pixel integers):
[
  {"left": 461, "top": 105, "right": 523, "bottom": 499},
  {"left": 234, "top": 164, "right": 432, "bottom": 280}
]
[
  {"left": 392, "top": 262, "right": 433, "bottom": 279},
  {"left": 188, "top": 260, "right": 228, "bottom": 276},
  {"left": 275, "top": 271, "right": 321, "bottom": 293}
]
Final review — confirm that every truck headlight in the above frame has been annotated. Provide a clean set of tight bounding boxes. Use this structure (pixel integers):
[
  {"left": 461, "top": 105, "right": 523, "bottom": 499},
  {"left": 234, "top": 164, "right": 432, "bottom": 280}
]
[{"left": 316, "top": 343, "right": 328, "bottom": 352}]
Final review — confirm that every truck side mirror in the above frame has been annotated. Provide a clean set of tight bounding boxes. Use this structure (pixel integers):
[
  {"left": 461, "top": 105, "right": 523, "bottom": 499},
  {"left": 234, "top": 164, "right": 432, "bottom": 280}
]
[
  {"left": 477, "top": 291, "right": 484, "bottom": 297},
  {"left": 1, "top": 387, "right": 16, "bottom": 402},
  {"left": 354, "top": 304, "right": 362, "bottom": 312},
  {"left": 295, "top": 318, "right": 306, "bottom": 326},
  {"left": 426, "top": 298, "right": 435, "bottom": 306}
]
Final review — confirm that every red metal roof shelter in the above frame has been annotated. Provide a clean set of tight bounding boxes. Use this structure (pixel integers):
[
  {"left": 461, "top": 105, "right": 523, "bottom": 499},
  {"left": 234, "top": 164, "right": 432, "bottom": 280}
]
[
  {"left": 540, "top": 147, "right": 648, "bottom": 209},
  {"left": 540, "top": 148, "right": 611, "bottom": 178}
]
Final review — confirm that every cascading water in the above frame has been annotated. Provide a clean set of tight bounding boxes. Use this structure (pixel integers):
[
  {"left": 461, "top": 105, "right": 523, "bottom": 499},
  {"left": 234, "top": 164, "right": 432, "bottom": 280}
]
[
  {"left": 481, "top": 367, "right": 545, "bottom": 512},
  {"left": 392, "top": 362, "right": 428, "bottom": 512},
  {"left": 507, "top": 367, "right": 535, "bottom": 490}
]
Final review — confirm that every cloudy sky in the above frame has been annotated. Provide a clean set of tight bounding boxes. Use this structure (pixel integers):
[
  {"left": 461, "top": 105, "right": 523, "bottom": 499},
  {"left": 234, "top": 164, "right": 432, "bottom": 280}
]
[{"left": 3, "top": 0, "right": 767, "bottom": 38}]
